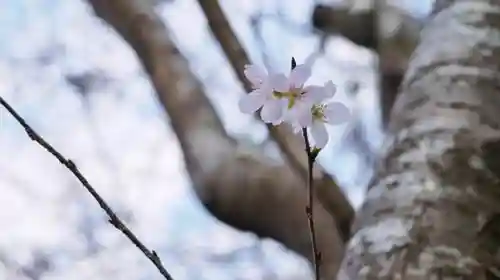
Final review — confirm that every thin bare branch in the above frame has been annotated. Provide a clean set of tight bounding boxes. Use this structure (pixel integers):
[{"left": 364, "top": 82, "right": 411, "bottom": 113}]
[
  {"left": 302, "top": 127, "right": 322, "bottom": 280},
  {"left": 0, "top": 96, "right": 175, "bottom": 280}
]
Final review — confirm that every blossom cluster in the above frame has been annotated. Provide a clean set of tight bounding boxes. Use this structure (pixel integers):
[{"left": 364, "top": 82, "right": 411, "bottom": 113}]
[{"left": 238, "top": 56, "right": 351, "bottom": 149}]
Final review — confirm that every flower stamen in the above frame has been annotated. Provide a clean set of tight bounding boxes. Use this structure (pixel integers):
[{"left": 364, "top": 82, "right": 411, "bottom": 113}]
[
  {"left": 272, "top": 90, "right": 302, "bottom": 109},
  {"left": 311, "top": 104, "right": 327, "bottom": 122}
]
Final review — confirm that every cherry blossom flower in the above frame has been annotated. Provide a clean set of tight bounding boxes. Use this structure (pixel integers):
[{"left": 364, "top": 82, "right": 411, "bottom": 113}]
[
  {"left": 286, "top": 80, "right": 336, "bottom": 127},
  {"left": 238, "top": 56, "right": 351, "bottom": 148},
  {"left": 239, "top": 57, "right": 351, "bottom": 277},
  {"left": 269, "top": 56, "right": 316, "bottom": 108},
  {"left": 243, "top": 64, "right": 268, "bottom": 89},
  {"left": 308, "top": 102, "right": 351, "bottom": 148},
  {"left": 238, "top": 64, "right": 288, "bottom": 124},
  {"left": 249, "top": 56, "right": 321, "bottom": 125},
  {"left": 287, "top": 81, "right": 351, "bottom": 148}
]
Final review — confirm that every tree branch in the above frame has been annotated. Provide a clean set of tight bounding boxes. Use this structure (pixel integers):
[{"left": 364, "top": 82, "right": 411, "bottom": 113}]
[
  {"left": 86, "top": 0, "right": 347, "bottom": 278},
  {"left": 311, "top": 2, "right": 421, "bottom": 128},
  {"left": 302, "top": 128, "right": 321, "bottom": 280},
  {"left": 196, "top": 0, "right": 354, "bottom": 241},
  {"left": 0, "top": 96, "right": 175, "bottom": 280}
]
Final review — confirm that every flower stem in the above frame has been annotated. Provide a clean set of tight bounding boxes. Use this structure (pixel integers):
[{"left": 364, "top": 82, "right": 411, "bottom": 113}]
[{"left": 301, "top": 127, "right": 321, "bottom": 280}]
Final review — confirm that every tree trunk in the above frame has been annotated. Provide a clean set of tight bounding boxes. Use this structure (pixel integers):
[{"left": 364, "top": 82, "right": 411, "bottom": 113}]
[{"left": 338, "top": 0, "right": 500, "bottom": 278}]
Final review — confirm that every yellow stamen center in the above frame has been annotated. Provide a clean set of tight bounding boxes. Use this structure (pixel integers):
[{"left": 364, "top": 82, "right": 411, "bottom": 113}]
[
  {"left": 311, "top": 104, "right": 327, "bottom": 122},
  {"left": 273, "top": 89, "right": 303, "bottom": 109}
]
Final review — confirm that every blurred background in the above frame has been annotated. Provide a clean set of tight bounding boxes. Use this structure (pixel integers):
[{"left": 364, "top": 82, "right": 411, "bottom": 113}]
[{"left": 0, "top": 0, "right": 432, "bottom": 279}]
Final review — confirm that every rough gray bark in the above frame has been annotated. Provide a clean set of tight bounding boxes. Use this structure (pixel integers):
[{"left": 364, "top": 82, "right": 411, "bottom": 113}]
[
  {"left": 338, "top": 1, "right": 500, "bottom": 278},
  {"left": 86, "top": 0, "right": 346, "bottom": 278}
]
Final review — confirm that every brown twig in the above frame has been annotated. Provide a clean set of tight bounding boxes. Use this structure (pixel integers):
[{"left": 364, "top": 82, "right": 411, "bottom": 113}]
[
  {"left": 301, "top": 127, "right": 322, "bottom": 280},
  {"left": 295, "top": 51, "right": 320, "bottom": 280},
  {"left": 0, "top": 96, "right": 175, "bottom": 280}
]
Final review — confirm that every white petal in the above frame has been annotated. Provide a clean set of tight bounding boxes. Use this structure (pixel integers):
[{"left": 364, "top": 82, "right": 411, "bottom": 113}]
[
  {"left": 296, "top": 106, "right": 313, "bottom": 128},
  {"left": 272, "top": 108, "right": 287, "bottom": 125},
  {"left": 310, "top": 122, "right": 329, "bottom": 149},
  {"left": 303, "top": 85, "right": 329, "bottom": 104},
  {"left": 283, "top": 114, "right": 303, "bottom": 134},
  {"left": 289, "top": 63, "right": 311, "bottom": 89},
  {"left": 324, "top": 102, "right": 351, "bottom": 125},
  {"left": 292, "top": 123, "right": 302, "bottom": 134},
  {"left": 238, "top": 90, "right": 266, "bottom": 114},
  {"left": 258, "top": 79, "right": 275, "bottom": 96},
  {"left": 323, "top": 80, "right": 336, "bottom": 98},
  {"left": 269, "top": 73, "right": 290, "bottom": 92},
  {"left": 244, "top": 64, "right": 267, "bottom": 87},
  {"left": 287, "top": 102, "right": 313, "bottom": 128},
  {"left": 261, "top": 98, "right": 285, "bottom": 123},
  {"left": 303, "top": 53, "right": 317, "bottom": 67}
]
